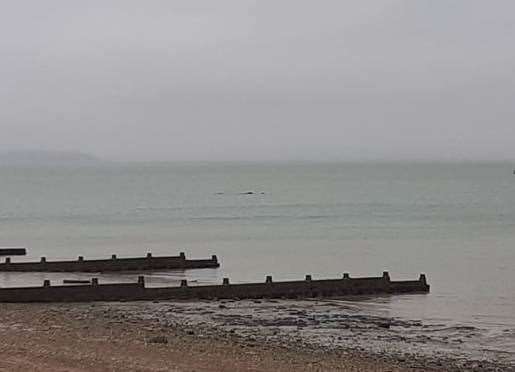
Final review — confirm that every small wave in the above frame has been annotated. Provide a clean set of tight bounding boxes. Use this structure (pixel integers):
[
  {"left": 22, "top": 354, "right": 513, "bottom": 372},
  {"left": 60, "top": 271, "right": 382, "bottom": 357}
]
[
  {"left": 299, "top": 215, "right": 334, "bottom": 220},
  {"left": 134, "top": 206, "right": 185, "bottom": 212},
  {"left": 480, "top": 347, "right": 515, "bottom": 355},
  {"left": 190, "top": 216, "right": 253, "bottom": 222},
  {"left": 189, "top": 214, "right": 336, "bottom": 222},
  {"left": 427, "top": 325, "right": 480, "bottom": 333}
]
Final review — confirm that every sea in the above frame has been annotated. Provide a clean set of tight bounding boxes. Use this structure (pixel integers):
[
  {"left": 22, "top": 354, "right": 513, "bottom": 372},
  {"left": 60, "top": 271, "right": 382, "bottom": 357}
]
[{"left": 1, "top": 162, "right": 514, "bottom": 363}]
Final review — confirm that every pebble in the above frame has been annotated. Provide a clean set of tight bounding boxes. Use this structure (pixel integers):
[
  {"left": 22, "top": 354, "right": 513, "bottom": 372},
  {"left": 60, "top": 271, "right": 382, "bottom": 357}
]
[{"left": 148, "top": 336, "right": 168, "bottom": 344}]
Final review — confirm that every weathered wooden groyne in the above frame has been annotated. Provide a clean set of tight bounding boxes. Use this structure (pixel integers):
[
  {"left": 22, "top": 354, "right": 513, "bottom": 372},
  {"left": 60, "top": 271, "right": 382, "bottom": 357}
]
[
  {"left": 0, "top": 272, "right": 429, "bottom": 303},
  {"left": 0, "top": 252, "right": 219, "bottom": 272},
  {"left": 0, "top": 247, "right": 26, "bottom": 256}
]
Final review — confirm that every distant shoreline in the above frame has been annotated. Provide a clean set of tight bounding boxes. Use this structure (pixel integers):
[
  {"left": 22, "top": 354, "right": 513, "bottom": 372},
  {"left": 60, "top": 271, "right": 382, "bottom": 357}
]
[
  {"left": 0, "top": 150, "right": 103, "bottom": 166},
  {"left": 1, "top": 149, "right": 514, "bottom": 167}
]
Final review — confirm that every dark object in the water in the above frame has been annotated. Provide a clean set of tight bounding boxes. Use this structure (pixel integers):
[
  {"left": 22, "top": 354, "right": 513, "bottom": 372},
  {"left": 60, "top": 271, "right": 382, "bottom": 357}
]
[
  {"left": 0, "top": 247, "right": 26, "bottom": 256},
  {"left": 0, "top": 272, "right": 429, "bottom": 303},
  {"left": 378, "top": 322, "right": 391, "bottom": 329},
  {"left": 0, "top": 252, "right": 220, "bottom": 273},
  {"left": 241, "top": 191, "right": 255, "bottom": 195},
  {"left": 63, "top": 279, "right": 91, "bottom": 284}
]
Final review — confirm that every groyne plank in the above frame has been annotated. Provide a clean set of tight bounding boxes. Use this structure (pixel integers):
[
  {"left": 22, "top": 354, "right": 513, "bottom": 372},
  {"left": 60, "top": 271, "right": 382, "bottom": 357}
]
[
  {"left": 0, "top": 272, "right": 429, "bottom": 303},
  {"left": 0, "top": 248, "right": 27, "bottom": 256},
  {"left": 0, "top": 253, "right": 219, "bottom": 272}
]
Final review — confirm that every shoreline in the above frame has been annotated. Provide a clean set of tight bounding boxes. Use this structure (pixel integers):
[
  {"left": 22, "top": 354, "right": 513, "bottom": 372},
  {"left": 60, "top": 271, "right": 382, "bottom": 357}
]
[
  {"left": 1, "top": 301, "right": 512, "bottom": 371},
  {"left": 0, "top": 303, "right": 418, "bottom": 372}
]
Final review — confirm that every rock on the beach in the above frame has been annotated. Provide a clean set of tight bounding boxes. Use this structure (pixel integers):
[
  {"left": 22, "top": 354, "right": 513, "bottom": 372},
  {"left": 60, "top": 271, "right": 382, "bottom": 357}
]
[{"left": 148, "top": 336, "right": 168, "bottom": 344}]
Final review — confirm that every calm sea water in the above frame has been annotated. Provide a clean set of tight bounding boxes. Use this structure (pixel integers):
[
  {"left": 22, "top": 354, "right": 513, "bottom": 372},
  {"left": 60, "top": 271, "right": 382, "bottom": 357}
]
[{"left": 1, "top": 162, "right": 514, "bottom": 360}]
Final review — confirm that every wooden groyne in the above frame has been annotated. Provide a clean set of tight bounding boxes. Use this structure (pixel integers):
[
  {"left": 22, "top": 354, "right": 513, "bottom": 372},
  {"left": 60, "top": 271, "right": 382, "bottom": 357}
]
[
  {"left": 0, "top": 247, "right": 26, "bottom": 256},
  {"left": 0, "top": 272, "right": 429, "bottom": 303},
  {"left": 0, "top": 252, "right": 219, "bottom": 272}
]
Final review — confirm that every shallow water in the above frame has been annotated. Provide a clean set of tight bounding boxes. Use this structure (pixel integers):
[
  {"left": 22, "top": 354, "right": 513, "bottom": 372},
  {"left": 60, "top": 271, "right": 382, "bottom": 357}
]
[{"left": 1, "top": 162, "right": 514, "bottom": 362}]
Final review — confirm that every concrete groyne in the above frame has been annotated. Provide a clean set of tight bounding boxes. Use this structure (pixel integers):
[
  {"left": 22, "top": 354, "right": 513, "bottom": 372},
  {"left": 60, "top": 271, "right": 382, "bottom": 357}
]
[
  {"left": 0, "top": 252, "right": 219, "bottom": 272},
  {"left": 0, "top": 272, "right": 429, "bottom": 303}
]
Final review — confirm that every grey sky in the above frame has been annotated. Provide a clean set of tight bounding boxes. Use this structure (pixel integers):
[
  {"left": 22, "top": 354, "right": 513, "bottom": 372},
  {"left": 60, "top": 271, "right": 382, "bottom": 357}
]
[{"left": 1, "top": 1, "right": 514, "bottom": 161}]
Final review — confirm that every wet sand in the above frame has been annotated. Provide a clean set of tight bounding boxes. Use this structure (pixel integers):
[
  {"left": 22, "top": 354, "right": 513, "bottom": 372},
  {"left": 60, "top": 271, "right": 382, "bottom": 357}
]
[{"left": 0, "top": 301, "right": 511, "bottom": 371}]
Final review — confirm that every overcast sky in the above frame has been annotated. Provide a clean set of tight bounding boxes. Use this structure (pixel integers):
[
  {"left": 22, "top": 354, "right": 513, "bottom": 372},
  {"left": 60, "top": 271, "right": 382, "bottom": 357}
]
[{"left": 1, "top": 1, "right": 514, "bottom": 161}]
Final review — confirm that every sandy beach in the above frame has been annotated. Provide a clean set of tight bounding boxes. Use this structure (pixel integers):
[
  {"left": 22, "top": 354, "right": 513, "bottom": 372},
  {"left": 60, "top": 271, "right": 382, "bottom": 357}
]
[
  {"left": 0, "top": 301, "right": 510, "bottom": 372},
  {"left": 0, "top": 303, "right": 417, "bottom": 372}
]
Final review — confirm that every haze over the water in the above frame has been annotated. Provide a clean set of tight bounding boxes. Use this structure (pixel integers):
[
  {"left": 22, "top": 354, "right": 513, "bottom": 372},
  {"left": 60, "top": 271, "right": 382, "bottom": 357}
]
[{"left": 1, "top": 1, "right": 514, "bottom": 162}]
